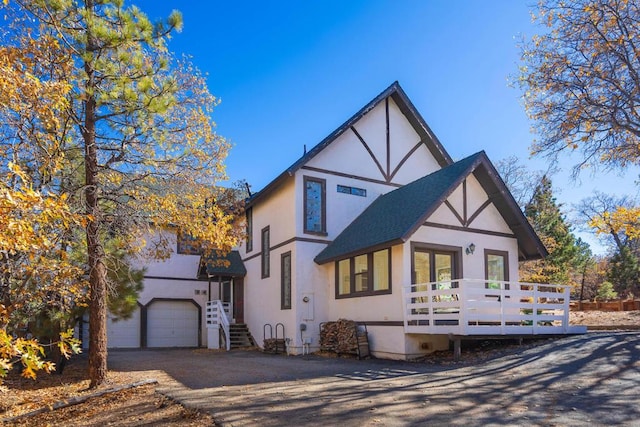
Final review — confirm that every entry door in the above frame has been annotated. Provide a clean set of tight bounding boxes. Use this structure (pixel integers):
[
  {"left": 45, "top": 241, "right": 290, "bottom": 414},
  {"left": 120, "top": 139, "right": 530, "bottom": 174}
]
[
  {"left": 221, "top": 280, "right": 233, "bottom": 322},
  {"left": 412, "top": 248, "right": 458, "bottom": 286},
  {"left": 233, "top": 278, "right": 244, "bottom": 324},
  {"left": 412, "top": 247, "right": 459, "bottom": 310}
]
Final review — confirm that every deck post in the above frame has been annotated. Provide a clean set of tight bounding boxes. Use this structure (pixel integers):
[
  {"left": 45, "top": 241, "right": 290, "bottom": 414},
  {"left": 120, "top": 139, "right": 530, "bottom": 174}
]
[
  {"left": 450, "top": 334, "right": 461, "bottom": 361},
  {"left": 459, "top": 283, "right": 466, "bottom": 334},
  {"left": 563, "top": 286, "right": 570, "bottom": 333},
  {"left": 533, "top": 284, "right": 539, "bottom": 334}
]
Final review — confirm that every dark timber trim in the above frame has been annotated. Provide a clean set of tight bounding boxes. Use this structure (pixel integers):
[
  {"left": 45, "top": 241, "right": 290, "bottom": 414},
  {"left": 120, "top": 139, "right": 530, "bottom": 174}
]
[
  {"left": 462, "top": 179, "right": 468, "bottom": 224},
  {"left": 388, "top": 140, "right": 424, "bottom": 181},
  {"left": 358, "top": 320, "right": 404, "bottom": 327},
  {"left": 243, "top": 252, "right": 261, "bottom": 262},
  {"left": 467, "top": 198, "right": 493, "bottom": 226},
  {"left": 351, "top": 125, "right": 388, "bottom": 181},
  {"left": 423, "top": 221, "right": 516, "bottom": 239},
  {"left": 385, "top": 98, "right": 390, "bottom": 178},
  {"left": 301, "top": 165, "right": 403, "bottom": 188},
  {"left": 444, "top": 200, "right": 465, "bottom": 226},
  {"left": 242, "top": 236, "right": 331, "bottom": 263}
]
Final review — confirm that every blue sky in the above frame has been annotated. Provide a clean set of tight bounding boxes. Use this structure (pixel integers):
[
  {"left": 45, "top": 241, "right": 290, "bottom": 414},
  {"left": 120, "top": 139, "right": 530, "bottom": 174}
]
[{"left": 140, "top": 0, "right": 637, "bottom": 253}]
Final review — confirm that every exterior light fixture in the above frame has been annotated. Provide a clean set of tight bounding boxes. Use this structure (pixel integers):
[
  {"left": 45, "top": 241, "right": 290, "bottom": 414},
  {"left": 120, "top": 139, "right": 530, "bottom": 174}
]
[{"left": 465, "top": 243, "right": 476, "bottom": 255}]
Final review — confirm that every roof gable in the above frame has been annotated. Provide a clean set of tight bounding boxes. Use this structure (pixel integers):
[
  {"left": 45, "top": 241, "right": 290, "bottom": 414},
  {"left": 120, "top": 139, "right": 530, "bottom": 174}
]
[
  {"left": 314, "top": 152, "right": 547, "bottom": 264},
  {"left": 247, "top": 81, "right": 452, "bottom": 208}
]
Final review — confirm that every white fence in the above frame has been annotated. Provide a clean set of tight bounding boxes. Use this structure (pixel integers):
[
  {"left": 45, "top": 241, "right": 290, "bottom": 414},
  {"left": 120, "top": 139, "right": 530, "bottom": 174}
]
[{"left": 403, "top": 279, "right": 585, "bottom": 335}]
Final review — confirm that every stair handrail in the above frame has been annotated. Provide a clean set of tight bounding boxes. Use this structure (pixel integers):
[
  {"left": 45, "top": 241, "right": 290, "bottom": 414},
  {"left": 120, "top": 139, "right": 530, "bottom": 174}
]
[{"left": 210, "top": 299, "right": 230, "bottom": 351}]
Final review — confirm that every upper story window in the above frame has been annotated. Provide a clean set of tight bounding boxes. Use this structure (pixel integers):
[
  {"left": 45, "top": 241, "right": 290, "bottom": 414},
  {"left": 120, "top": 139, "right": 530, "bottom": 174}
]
[
  {"left": 337, "top": 184, "right": 366, "bottom": 197},
  {"left": 336, "top": 248, "right": 391, "bottom": 298},
  {"left": 177, "top": 230, "right": 202, "bottom": 255},
  {"left": 246, "top": 207, "right": 253, "bottom": 252},
  {"left": 304, "top": 176, "right": 326, "bottom": 235}
]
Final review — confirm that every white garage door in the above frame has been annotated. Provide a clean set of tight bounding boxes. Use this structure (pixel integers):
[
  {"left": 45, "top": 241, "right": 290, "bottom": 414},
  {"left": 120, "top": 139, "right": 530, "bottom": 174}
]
[
  {"left": 107, "top": 307, "right": 141, "bottom": 348},
  {"left": 146, "top": 300, "right": 199, "bottom": 347}
]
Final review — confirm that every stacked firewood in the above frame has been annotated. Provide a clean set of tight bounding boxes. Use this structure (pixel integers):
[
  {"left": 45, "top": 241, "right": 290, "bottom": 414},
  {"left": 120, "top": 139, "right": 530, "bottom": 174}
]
[
  {"left": 263, "top": 338, "right": 286, "bottom": 354},
  {"left": 320, "top": 319, "right": 360, "bottom": 354}
]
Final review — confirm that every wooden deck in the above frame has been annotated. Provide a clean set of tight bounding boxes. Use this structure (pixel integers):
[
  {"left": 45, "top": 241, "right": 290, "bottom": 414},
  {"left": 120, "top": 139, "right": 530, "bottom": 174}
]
[{"left": 402, "top": 279, "right": 587, "bottom": 336}]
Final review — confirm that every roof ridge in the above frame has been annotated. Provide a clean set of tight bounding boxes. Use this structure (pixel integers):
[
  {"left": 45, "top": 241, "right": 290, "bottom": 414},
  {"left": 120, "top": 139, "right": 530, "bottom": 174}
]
[{"left": 246, "top": 82, "right": 452, "bottom": 208}]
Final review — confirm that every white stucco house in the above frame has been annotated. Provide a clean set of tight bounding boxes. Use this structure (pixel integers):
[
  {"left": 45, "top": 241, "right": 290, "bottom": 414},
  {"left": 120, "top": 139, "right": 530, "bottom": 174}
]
[{"left": 94, "top": 82, "right": 584, "bottom": 358}]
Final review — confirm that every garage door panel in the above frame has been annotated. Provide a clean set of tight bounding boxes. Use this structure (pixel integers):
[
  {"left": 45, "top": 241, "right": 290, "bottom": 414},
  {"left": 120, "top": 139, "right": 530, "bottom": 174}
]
[
  {"left": 107, "top": 306, "right": 141, "bottom": 348},
  {"left": 147, "top": 300, "right": 199, "bottom": 348}
]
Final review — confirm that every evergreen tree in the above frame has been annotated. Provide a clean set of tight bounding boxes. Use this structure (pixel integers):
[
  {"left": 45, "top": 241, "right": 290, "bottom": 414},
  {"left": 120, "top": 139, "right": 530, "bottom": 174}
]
[
  {"left": 4, "top": 0, "right": 243, "bottom": 387},
  {"left": 521, "top": 176, "right": 579, "bottom": 285},
  {"left": 607, "top": 246, "right": 640, "bottom": 298}
]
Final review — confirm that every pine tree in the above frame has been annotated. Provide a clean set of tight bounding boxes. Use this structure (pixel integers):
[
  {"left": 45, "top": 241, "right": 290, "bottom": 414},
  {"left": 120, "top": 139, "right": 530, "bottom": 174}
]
[
  {"left": 521, "top": 176, "right": 579, "bottom": 285},
  {"left": 607, "top": 246, "right": 640, "bottom": 298},
  {"left": 4, "top": 0, "right": 243, "bottom": 387}
]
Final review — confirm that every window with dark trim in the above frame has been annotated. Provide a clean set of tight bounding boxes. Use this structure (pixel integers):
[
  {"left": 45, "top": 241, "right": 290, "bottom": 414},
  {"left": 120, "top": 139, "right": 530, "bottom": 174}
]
[
  {"left": 177, "top": 230, "right": 202, "bottom": 255},
  {"left": 261, "top": 226, "right": 270, "bottom": 278},
  {"left": 245, "top": 208, "right": 253, "bottom": 252},
  {"left": 337, "top": 184, "right": 366, "bottom": 197},
  {"left": 281, "top": 251, "right": 292, "bottom": 309},
  {"left": 304, "top": 176, "right": 326, "bottom": 235},
  {"left": 335, "top": 248, "right": 391, "bottom": 298},
  {"left": 485, "top": 249, "right": 509, "bottom": 290}
]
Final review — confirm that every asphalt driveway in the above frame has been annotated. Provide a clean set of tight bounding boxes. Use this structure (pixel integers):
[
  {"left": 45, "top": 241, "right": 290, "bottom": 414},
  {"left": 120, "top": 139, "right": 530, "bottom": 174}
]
[{"left": 108, "top": 332, "right": 640, "bottom": 426}]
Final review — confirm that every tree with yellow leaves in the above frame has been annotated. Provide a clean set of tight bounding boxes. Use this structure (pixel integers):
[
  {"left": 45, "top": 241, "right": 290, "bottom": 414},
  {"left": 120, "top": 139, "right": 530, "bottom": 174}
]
[
  {"left": 1, "top": 164, "right": 85, "bottom": 380},
  {"left": 3, "top": 0, "right": 243, "bottom": 388},
  {"left": 519, "top": 0, "right": 640, "bottom": 171},
  {"left": 519, "top": 0, "right": 640, "bottom": 277},
  {"left": 1, "top": 15, "right": 84, "bottom": 381},
  {"left": 577, "top": 192, "right": 640, "bottom": 296}
]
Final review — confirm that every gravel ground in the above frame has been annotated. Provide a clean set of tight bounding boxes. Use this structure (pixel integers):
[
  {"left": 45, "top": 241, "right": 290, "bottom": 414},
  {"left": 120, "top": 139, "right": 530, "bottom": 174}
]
[
  {"left": 3, "top": 310, "right": 639, "bottom": 426},
  {"left": 105, "top": 332, "right": 640, "bottom": 426}
]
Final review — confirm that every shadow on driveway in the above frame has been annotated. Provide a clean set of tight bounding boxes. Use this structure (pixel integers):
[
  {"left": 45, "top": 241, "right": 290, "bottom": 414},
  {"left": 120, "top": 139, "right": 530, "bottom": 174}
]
[
  {"left": 108, "top": 348, "right": 439, "bottom": 389},
  {"left": 108, "top": 332, "right": 640, "bottom": 426}
]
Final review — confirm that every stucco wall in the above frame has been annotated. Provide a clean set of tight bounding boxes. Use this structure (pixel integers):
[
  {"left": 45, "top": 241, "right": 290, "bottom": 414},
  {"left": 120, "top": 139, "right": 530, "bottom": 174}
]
[
  {"left": 240, "top": 93, "right": 528, "bottom": 359},
  {"left": 243, "top": 179, "right": 297, "bottom": 348}
]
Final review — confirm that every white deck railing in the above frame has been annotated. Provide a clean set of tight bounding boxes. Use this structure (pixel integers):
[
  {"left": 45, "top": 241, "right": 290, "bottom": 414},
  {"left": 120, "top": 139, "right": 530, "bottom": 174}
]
[
  {"left": 206, "top": 300, "right": 231, "bottom": 350},
  {"left": 402, "top": 279, "right": 585, "bottom": 336}
]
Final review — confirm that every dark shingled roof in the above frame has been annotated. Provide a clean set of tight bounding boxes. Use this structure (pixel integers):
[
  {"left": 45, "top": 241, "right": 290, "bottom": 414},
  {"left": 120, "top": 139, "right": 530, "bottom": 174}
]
[
  {"left": 314, "top": 152, "right": 547, "bottom": 264},
  {"left": 246, "top": 81, "right": 452, "bottom": 209},
  {"left": 205, "top": 250, "right": 246, "bottom": 277}
]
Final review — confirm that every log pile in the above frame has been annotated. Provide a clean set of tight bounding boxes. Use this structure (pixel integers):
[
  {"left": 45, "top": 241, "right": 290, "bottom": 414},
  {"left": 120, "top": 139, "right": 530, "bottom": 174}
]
[
  {"left": 320, "top": 319, "right": 361, "bottom": 354},
  {"left": 263, "top": 338, "right": 286, "bottom": 354}
]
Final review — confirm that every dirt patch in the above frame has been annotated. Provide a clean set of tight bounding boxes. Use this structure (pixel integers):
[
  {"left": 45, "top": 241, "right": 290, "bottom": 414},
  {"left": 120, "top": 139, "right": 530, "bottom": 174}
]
[
  {"left": 2, "top": 311, "right": 638, "bottom": 425},
  {"left": 0, "top": 357, "right": 214, "bottom": 426},
  {"left": 570, "top": 309, "right": 640, "bottom": 326}
]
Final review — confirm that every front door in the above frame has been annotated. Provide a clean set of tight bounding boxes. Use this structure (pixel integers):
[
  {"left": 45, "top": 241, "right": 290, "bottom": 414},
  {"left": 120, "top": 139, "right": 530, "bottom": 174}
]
[
  {"left": 412, "top": 245, "right": 460, "bottom": 313},
  {"left": 233, "top": 278, "right": 244, "bottom": 323},
  {"left": 412, "top": 247, "right": 458, "bottom": 286}
]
